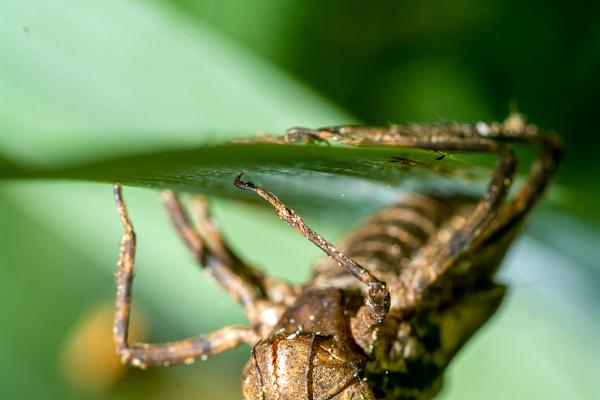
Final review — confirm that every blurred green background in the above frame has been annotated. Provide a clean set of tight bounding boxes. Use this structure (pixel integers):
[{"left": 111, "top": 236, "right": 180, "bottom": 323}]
[{"left": 1, "top": 1, "right": 598, "bottom": 399}]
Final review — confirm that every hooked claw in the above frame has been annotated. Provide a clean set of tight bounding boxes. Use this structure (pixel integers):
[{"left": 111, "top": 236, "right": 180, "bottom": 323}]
[{"left": 233, "top": 172, "right": 259, "bottom": 192}]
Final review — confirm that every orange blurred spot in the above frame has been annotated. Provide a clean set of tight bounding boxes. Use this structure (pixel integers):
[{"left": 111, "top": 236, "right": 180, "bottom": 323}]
[{"left": 59, "top": 302, "right": 146, "bottom": 394}]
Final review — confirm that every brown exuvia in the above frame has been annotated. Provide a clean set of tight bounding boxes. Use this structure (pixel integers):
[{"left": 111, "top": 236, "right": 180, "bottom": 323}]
[{"left": 112, "top": 114, "right": 561, "bottom": 399}]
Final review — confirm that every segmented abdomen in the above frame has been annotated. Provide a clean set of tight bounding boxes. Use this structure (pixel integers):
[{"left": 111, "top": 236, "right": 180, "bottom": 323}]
[{"left": 310, "top": 194, "right": 472, "bottom": 289}]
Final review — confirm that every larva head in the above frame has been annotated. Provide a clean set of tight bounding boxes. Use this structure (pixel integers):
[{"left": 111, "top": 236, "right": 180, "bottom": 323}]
[{"left": 242, "top": 332, "right": 374, "bottom": 400}]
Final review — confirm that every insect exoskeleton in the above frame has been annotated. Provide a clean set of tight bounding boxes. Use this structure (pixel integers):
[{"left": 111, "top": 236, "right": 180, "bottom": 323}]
[
  {"left": 242, "top": 332, "right": 367, "bottom": 399},
  {"left": 111, "top": 116, "right": 561, "bottom": 399},
  {"left": 242, "top": 287, "right": 376, "bottom": 399}
]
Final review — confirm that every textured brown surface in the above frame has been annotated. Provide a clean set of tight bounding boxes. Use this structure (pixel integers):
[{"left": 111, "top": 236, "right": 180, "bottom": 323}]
[{"left": 112, "top": 114, "right": 561, "bottom": 398}]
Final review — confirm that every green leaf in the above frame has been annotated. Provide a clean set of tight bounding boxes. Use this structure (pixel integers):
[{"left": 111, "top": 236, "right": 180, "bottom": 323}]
[{"left": 1, "top": 141, "right": 492, "bottom": 216}]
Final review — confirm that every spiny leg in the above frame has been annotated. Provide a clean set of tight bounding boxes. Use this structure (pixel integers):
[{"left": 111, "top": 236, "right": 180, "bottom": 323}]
[
  {"left": 113, "top": 184, "right": 257, "bottom": 367},
  {"left": 233, "top": 174, "right": 391, "bottom": 331}
]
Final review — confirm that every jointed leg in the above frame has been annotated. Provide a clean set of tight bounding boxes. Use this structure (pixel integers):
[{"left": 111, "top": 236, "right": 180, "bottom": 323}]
[
  {"left": 233, "top": 174, "right": 391, "bottom": 330},
  {"left": 113, "top": 184, "right": 258, "bottom": 367},
  {"left": 118, "top": 326, "right": 256, "bottom": 368},
  {"left": 161, "top": 192, "right": 263, "bottom": 312},
  {"left": 480, "top": 115, "right": 562, "bottom": 235},
  {"left": 160, "top": 191, "right": 297, "bottom": 325},
  {"left": 188, "top": 196, "right": 249, "bottom": 267},
  {"left": 164, "top": 194, "right": 249, "bottom": 271},
  {"left": 396, "top": 143, "right": 516, "bottom": 308}
]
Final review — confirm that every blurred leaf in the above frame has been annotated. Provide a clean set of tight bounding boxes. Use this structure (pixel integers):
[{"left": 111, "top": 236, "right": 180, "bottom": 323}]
[{"left": 0, "top": 0, "right": 351, "bottom": 166}]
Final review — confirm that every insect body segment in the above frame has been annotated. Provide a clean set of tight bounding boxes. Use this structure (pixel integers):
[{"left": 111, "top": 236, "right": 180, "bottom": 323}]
[
  {"left": 112, "top": 115, "right": 561, "bottom": 398},
  {"left": 243, "top": 288, "right": 376, "bottom": 400}
]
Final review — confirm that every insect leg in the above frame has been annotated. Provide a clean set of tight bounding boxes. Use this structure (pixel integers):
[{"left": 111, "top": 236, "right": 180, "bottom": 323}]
[
  {"left": 161, "top": 191, "right": 296, "bottom": 326},
  {"left": 113, "top": 184, "right": 258, "bottom": 367},
  {"left": 187, "top": 196, "right": 249, "bottom": 267},
  {"left": 396, "top": 141, "right": 516, "bottom": 308},
  {"left": 479, "top": 116, "right": 562, "bottom": 235},
  {"left": 408, "top": 116, "right": 561, "bottom": 263},
  {"left": 161, "top": 192, "right": 262, "bottom": 309},
  {"left": 233, "top": 174, "right": 391, "bottom": 329}
]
